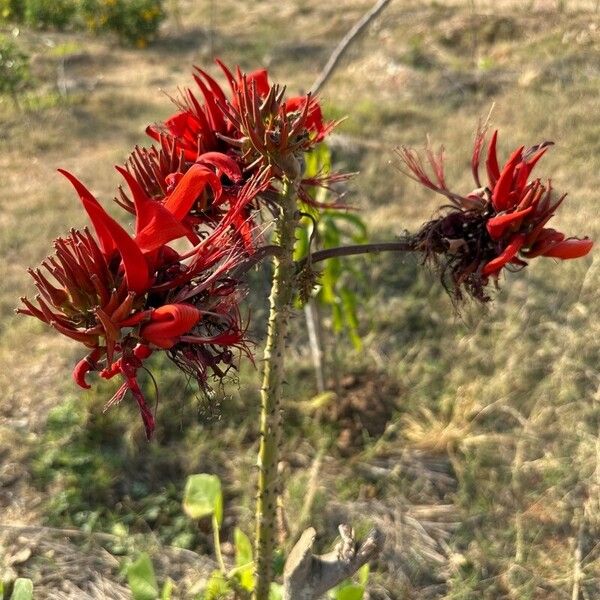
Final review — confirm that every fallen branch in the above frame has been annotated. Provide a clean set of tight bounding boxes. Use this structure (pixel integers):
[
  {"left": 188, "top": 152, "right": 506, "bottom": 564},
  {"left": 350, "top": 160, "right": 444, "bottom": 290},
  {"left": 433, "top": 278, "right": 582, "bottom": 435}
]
[{"left": 283, "top": 524, "right": 384, "bottom": 600}]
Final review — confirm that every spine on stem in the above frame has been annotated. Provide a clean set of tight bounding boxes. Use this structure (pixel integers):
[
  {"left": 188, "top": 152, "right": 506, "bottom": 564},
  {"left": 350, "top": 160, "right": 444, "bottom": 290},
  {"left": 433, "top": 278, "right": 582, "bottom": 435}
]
[{"left": 254, "top": 178, "right": 299, "bottom": 600}]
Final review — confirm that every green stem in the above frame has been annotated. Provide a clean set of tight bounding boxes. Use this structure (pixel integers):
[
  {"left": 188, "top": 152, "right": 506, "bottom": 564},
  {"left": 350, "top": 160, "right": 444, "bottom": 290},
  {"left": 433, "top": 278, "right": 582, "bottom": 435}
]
[
  {"left": 212, "top": 515, "right": 226, "bottom": 574},
  {"left": 254, "top": 179, "right": 299, "bottom": 599}
]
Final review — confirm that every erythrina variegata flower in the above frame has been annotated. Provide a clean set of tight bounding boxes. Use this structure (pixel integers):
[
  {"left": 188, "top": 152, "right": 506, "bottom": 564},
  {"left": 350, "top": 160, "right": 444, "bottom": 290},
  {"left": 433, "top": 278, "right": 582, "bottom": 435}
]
[
  {"left": 17, "top": 166, "right": 264, "bottom": 438},
  {"left": 396, "top": 126, "right": 593, "bottom": 301},
  {"left": 145, "top": 60, "right": 345, "bottom": 211}
]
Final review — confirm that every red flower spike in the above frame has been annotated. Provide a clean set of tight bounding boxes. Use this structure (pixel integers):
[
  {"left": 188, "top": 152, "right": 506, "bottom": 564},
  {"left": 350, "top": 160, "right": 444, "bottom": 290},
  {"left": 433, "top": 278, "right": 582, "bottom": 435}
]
[{"left": 401, "top": 126, "right": 592, "bottom": 301}]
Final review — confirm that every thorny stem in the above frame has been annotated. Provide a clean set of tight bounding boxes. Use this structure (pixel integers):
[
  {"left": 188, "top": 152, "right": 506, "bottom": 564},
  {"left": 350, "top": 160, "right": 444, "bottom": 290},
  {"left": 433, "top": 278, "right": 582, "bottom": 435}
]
[{"left": 254, "top": 178, "right": 300, "bottom": 600}]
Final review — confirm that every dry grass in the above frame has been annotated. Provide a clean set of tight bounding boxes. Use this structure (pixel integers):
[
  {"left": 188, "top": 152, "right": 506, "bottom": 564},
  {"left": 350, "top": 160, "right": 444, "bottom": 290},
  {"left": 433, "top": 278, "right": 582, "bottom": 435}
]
[{"left": 1, "top": 0, "right": 600, "bottom": 597}]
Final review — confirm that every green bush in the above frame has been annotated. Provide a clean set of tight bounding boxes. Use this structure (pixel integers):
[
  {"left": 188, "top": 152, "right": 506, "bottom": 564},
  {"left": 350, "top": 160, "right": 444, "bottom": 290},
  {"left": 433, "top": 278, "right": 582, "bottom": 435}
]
[
  {"left": 80, "top": 0, "right": 164, "bottom": 47},
  {"left": 24, "top": 0, "right": 77, "bottom": 29},
  {"left": 0, "top": 0, "right": 25, "bottom": 22},
  {"left": 0, "top": 36, "right": 29, "bottom": 98}
]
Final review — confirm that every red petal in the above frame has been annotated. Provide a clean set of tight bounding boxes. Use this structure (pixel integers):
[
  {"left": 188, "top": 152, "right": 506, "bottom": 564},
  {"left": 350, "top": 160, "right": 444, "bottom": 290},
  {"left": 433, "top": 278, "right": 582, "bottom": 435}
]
[
  {"left": 486, "top": 130, "right": 500, "bottom": 187},
  {"left": 486, "top": 205, "right": 535, "bottom": 240},
  {"left": 141, "top": 303, "right": 202, "bottom": 349},
  {"left": 163, "top": 164, "right": 222, "bottom": 221},
  {"left": 246, "top": 68, "right": 270, "bottom": 97},
  {"left": 482, "top": 234, "right": 526, "bottom": 276},
  {"left": 72, "top": 348, "right": 104, "bottom": 389},
  {"left": 116, "top": 167, "right": 196, "bottom": 252},
  {"left": 540, "top": 237, "right": 593, "bottom": 259},
  {"left": 196, "top": 152, "right": 242, "bottom": 182},
  {"left": 58, "top": 169, "right": 116, "bottom": 255},
  {"left": 491, "top": 146, "right": 524, "bottom": 211},
  {"left": 60, "top": 170, "right": 150, "bottom": 294}
]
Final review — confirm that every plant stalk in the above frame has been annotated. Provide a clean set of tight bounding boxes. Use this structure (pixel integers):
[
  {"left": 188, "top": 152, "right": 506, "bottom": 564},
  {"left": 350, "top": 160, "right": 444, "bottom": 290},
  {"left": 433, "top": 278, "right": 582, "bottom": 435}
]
[{"left": 254, "top": 178, "right": 299, "bottom": 599}]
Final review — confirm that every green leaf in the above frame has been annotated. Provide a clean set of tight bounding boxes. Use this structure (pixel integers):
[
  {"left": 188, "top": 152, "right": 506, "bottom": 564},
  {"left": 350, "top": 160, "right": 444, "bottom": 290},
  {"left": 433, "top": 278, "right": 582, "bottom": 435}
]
[
  {"left": 127, "top": 553, "right": 158, "bottom": 600},
  {"left": 293, "top": 221, "right": 310, "bottom": 262},
  {"left": 160, "top": 578, "right": 174, "bottom": 600},
  {"left": 183, "top": 474, "right": 223, "bottom": 527},
  {"left": 10, "top": 579, "right": 33, "bottom": 600},
  {"left": 234, "top": 528, "right": 253, "bottom": 567},
  {"left": 358, "top": 563, "right": 370, "bottom": 586},
  {"left": 332, "top": 583, "right": 364, "bottom": 600},
  {"left": 232, "top": 528, "right": 254, "bottom": 590},
  {"left": 269, "top": 582, "right": 284, "bottom": 600}
]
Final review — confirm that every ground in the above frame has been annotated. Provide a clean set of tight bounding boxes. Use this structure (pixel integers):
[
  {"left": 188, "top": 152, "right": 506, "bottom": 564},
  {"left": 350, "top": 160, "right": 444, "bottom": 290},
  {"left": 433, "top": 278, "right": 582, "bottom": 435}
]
[{"left": 1, "top": 0, "right": 600, "bottom": 598}]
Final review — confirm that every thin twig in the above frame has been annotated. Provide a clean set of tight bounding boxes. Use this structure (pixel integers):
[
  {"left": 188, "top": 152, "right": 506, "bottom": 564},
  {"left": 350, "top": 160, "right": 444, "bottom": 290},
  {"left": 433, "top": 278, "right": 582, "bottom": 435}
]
[{"left": 310, "top": 0, "right": 393, "bottom": 95}]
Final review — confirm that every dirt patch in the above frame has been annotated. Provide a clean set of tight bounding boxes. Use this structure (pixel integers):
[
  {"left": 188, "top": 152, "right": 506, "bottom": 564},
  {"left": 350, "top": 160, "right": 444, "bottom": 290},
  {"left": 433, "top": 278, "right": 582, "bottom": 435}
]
[{"left": 322, "top": 371, "right": 401, "bottom": 454}]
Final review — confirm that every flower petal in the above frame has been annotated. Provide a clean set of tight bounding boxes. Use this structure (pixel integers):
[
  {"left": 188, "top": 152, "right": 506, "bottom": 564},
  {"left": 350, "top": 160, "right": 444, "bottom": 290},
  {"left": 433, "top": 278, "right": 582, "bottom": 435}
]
[
  {"left": 116, "top": 166, "right": 196, "bottom": 252},
  {"left": 60, "top": 170, "right": 150, "bottom": 294},
  {"left": 486, "top": 205, "right": 535, "bottom": 240},
  {"left": 539, "top": 237, "right": 593, "bottom": 259},
  {"left": 492, "top": 146, "right": 524, "bottom": 211},
  {"left": 163, "top": 164, "right": 222, "bottom": 221},
  {"left": 482, "top": 234, "right": 526, "bottom": 277},
  {"left": 141, "top": 303, "right": 202, "bottom": 349}
]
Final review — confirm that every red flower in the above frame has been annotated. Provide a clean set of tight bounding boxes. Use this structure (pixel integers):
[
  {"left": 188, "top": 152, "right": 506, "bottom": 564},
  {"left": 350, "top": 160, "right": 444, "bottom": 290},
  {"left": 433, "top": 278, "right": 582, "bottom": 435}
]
[
  {"left": 17, "top": 168, "right": 257, "bottom": 438},
  {"left": 145, "top": 60, "right": 343, "bottom": 211},
  {"left": 397, "top": 126, "right": 593, "bottom": 301}
]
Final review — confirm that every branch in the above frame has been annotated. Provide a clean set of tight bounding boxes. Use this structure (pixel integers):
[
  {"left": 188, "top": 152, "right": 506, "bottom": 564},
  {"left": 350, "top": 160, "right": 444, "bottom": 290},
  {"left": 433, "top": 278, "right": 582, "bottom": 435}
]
[
  {"left": 298, "top": 239, "right": 418, "bottom": 270},
  {"left": 283, "top": 524, "right": 385, "bottom": 600},
  {"left": 310, "top": 0, "right": 393, "bottom": 95}
]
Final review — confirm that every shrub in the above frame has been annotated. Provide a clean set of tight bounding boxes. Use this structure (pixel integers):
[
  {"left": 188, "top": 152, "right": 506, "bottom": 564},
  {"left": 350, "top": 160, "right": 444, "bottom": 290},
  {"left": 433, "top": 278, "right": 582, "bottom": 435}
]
[
  {"left": 0, "top": 36, "right": 29, "bottom": 99},
  {"left": 0, "top": 0, "right": 25, "bottom": 22},
  {"left": 80, "top": 0, "right": 164, "bottom": 47},
  {"left": 24, "top": 0, "right": 78, "bottom": 29}
]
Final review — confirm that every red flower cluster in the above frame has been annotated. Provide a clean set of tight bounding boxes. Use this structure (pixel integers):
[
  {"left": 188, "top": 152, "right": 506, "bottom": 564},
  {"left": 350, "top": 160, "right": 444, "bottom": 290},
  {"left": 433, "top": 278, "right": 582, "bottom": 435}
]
[
  {"left": 18, "top": 61, "right": 336, "bottom": 438},
  {"left": 397, "top": 126, "right": 593, "bottom": 301}
]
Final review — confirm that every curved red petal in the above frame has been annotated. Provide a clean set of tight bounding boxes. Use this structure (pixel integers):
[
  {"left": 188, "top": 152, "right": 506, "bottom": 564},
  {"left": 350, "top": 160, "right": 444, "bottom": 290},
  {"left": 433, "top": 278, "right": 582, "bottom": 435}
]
[
  {"left": 482, "top": 234, "right": 526, "bottom": 277},
  {"left": 486, "top": 205, "right": 534, "bottom": 240},
  {"left": 196, "top": 152, "right": 242, "bottom": 182},
  {"left": 492, "top": 146, "right": 524, "bottom": 211},
  {"left": 540, "top": 238, "right": 593, "bottom": 259},
  {"left": 141, "top": 303, "right": 202, "bottom": 349},
  {"left": 163, "top": 164, "right": 222, "bottom": 221}
]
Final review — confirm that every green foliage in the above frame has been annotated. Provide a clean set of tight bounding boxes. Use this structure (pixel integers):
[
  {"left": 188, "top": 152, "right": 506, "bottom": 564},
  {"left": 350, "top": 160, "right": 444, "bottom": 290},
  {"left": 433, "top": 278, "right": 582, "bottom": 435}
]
[
  {"left": 0, "top": 0, "right": 164, "bottom": 46},
  {"left": 328, "top": 565, "right": 369, "bottom": 599},
  {"left": 0, "top": 0, "right": 24, "bottom": 22},
  {"left": 127, "top": 553, "right": 159, "bottom": 600},
  {"left": 9, "top": 579, "right": 33, "bottom": 600},
  {"left": 0, "top": 36, "right": 29, "bottom": 98},
  {"left": 24, "top": 0, "right": 77, "bottom": 29},
  {"left": 183, "top": 473, "right": 223, "bottom": 527},
  {"left": 297, "top": 144, "right": 369, "bottom": 351},
  {"left": 233, "top": 528, "right": 254, "bottom": 590},
  {"left": 80, "top": 0, "right": 164, "bottom": 46},
  {"left": 126, "top": 553, "right": 174, "bottom": 600}
]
